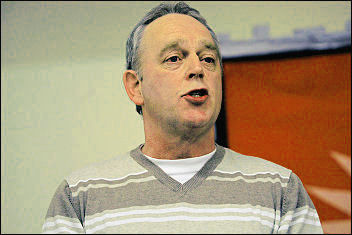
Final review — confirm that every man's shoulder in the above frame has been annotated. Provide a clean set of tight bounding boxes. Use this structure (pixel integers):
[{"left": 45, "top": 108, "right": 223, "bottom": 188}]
[
  {"left": 65, "top": 145, "right": 146, "bottom": 187},
  {"left": 217, "top": 146, "right": 292, "bottom": 179}
]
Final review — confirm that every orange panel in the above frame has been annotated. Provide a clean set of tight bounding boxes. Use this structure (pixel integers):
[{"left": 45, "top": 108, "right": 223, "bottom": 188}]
[{"left": 223, "top": 53, "right": 351, "bottom": 223}]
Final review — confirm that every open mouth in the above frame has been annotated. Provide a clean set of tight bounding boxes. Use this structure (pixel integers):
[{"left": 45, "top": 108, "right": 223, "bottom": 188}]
[
  {"left": 182, "top": 88, "right": 209, "bottom": 104},
  {"left": 183, "top": 88, "right": 208, "bottom": 97}
]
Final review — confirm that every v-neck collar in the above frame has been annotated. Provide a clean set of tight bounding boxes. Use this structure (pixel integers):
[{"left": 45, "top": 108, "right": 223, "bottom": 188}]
[{"left": 129, "top": 143, "right": 225, "bottom": 196}]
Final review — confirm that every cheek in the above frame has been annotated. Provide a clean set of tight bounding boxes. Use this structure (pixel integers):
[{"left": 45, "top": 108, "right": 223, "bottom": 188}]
[
  {"left": 144, "top": 67, "right": 179, "bottom": 90},
  {"left": 211, "top": 76, "right": 222, "bottom": 96},
  {"left": 218, "top": 81, "right": 223, "bottom": 97},
  {"left": 142, "top": 73, "right": 174, "bottom": 102}
]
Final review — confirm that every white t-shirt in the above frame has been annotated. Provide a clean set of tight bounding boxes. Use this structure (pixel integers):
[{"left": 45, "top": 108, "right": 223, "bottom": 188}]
[{"left": 144, "top": 149, "right": 216, "bottom": 184}]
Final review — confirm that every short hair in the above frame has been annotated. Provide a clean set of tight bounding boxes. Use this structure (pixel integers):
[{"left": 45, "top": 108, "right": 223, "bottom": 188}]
[{"left": 125, "top": 1, "right": 223, "bottom": 115}]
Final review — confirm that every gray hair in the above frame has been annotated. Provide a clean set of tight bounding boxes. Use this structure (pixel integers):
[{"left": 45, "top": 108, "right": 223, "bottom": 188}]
[{"left": 126, "top": 1, "right": 223, "bottom": 115}]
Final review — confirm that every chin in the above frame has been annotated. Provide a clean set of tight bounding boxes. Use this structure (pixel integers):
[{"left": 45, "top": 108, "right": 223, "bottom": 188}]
[
  {"left": 178, "top": 107, "right": 219, "bottom": 129},
  {"left": 184, "top": 120, "right": 207, "bottom": 129},
  {"left": 182, "top": 114, "right": 213, "bottom": 129}
]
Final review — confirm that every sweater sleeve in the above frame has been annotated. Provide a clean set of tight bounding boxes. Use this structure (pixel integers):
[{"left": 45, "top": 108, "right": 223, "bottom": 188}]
[
  {"left": 278, "top": 172, "right": 323, "bottom": 234},
  {"left": 42, "top": 180, "right": 85, "bottom": 234}
]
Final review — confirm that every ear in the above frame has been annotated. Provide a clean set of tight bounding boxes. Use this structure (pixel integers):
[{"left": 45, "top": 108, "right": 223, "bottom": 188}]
[{"left": 123, "top": 70, "right": 144, "bottom": 106}]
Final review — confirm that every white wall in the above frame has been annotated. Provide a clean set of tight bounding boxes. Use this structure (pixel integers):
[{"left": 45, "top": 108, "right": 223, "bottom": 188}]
[
  {"left": 1, "top": 58, "right": 145, "bottom": 232},
  {"left": 1, "top": 1, "right": 350, "bottom": 233}
]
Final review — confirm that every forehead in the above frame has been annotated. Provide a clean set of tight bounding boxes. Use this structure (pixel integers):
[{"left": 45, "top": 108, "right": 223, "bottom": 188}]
[{"left": 141, "top": 13, "right": 215, "bottom": 51}]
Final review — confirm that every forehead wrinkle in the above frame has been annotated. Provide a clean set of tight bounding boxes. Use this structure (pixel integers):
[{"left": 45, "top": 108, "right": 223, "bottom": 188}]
[
  {"left": 159, "top": 39, "right": 186, "bottom": 58},
  {"left": 199, "top": 39, "right": 217, "bottom": 51},
  {"left": 198, "top": 39, "right": 220, "bottom": 58},
  {"left": 159, "top": 38, "right": 218, "bottom": 57}
]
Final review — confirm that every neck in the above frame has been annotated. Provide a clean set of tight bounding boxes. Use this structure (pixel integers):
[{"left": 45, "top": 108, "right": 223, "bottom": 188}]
[{"left": 142, "top": 117, "right": 216, "bottom": 160}]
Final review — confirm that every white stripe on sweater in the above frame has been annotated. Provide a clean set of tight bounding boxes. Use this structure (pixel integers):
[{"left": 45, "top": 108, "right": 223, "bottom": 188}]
[
  {"left": 86, "top": 215, "right": 278, "bottom": 233},
  {"left": 42, "top": 218, "right": 82, "bottom": 230},
  {"left": 214, "top": 170, "right": 290, "bottom": 179},
  {"left": 71, "top": 175, "right": 155, "bottom": 197},
  {"left": 85, "top": 206, "right": 277, "bottom": 226},
  {"left": 42, "top": 226, "right": 81, "bottom": 234},
  {"left": 208, "top": 175, "right": 288, "bottom": 187},
  {"left": 69, "top": 170, "right": 148, "bottom": 187}
]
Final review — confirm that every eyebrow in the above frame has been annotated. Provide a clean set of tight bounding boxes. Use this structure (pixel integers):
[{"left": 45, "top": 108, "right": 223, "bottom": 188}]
[
  {"left": 159, "top": 39, "right": 219, "bottom": 58},
  {"left": 159, "top": 39, "right": 185, "bottom": 58},
  {"left": 199, "top": 39, "right": 218, "bottom": 52}
]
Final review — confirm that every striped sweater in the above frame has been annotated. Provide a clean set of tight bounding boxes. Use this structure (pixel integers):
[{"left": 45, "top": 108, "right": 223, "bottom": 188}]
[{"left": 42, "top": 144, "right": 323, "bottom": 234}]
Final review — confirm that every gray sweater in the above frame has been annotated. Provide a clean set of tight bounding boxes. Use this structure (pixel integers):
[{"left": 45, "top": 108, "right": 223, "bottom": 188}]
[{"left": 42, "top": 144, "right": 323, "bottom": 233}]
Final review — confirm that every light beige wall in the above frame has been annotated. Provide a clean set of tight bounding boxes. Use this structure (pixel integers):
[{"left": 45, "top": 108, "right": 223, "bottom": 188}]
[
  {"left": 1, "top": 58, "right": 145, "bottom": 233},
  {"left": 1, "top": 1, "right": 350, "bottom": 233}
]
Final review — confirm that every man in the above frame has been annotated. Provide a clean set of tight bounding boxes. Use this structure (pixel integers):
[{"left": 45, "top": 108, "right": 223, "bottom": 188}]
[{"left": 42, "top": 2, "right": 323, "bottom": 233}]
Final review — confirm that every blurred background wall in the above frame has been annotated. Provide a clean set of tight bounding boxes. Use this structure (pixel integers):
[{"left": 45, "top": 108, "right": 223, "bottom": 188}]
[{"left": 1, "top": 1, "right": 350, "bottom": 233}]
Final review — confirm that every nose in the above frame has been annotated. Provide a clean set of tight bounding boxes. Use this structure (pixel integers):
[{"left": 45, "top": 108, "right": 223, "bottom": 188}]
[{"left": 187, "top": 54, "right": 204, "bottom": 80}]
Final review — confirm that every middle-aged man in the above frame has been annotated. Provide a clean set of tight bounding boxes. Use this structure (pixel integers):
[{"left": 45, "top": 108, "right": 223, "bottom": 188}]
[{"left": 42, "top": 2, "right": 323, "bottom": 233}]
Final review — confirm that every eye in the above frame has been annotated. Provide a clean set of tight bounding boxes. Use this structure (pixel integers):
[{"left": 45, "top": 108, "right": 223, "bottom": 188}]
[
  {"left": 202, "top": 57, "right": 215, "bottom": 64},
  {"left": 165, "top": 56, "right": 181, "bottom": 63}
]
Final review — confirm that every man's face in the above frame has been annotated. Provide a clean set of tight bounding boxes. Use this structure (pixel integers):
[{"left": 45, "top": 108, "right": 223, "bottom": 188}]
[{"left": 139, "top": 13, "right": 222, "bottom": 134}]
